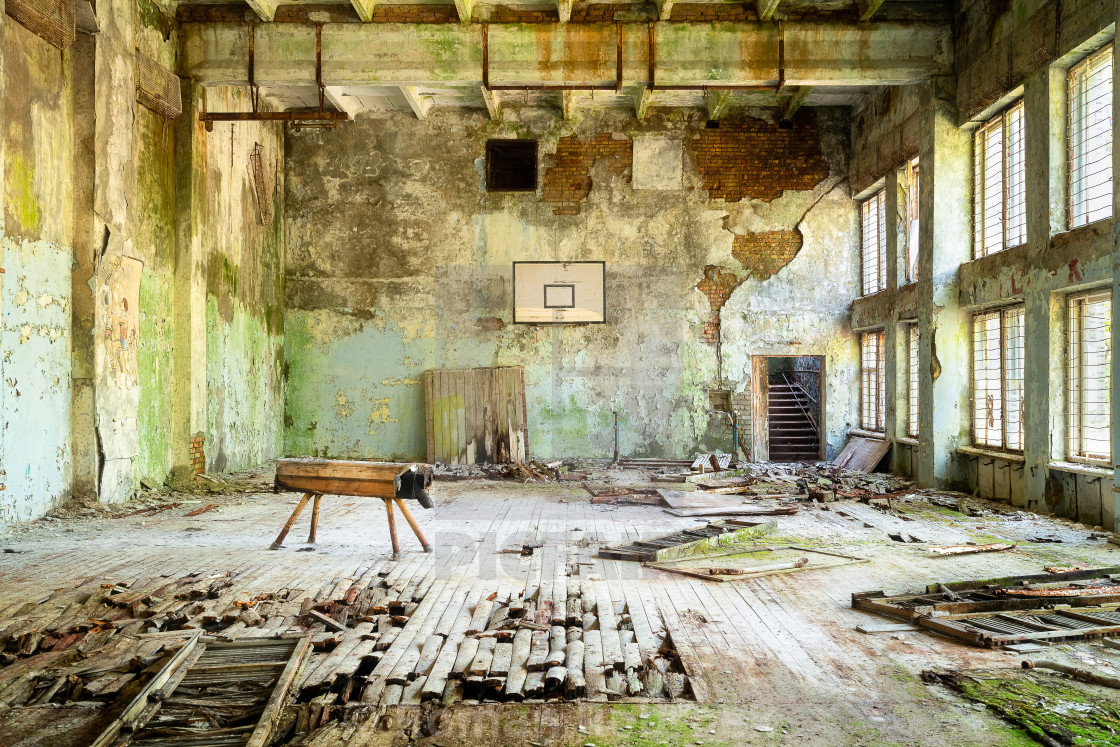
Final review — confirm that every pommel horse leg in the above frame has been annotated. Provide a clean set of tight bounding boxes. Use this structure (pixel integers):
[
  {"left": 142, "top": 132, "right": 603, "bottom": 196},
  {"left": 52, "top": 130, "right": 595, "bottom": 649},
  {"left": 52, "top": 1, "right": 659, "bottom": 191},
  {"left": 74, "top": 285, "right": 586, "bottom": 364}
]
[
  {"left": 394, "top": 498, "right": 432, "bottom": 553},
  {"left": 383, "top": 498, "right": 401, "bottom": 560},
  {"left": 382, "top": 498, "right": 432, "bottom": 560},
  {"left": 308, "top": 494, "right": 322, "bottom": 544},
  {"left": 271, "top": 492, "right": 313, "bottom": 550}
]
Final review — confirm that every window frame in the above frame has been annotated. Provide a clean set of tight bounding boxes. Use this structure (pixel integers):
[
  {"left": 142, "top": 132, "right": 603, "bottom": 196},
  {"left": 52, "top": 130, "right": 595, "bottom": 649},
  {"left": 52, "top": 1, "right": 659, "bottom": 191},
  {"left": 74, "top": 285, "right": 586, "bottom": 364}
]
[
  {"left": 1066, "top": 288, "right": 1112, "bottom": 465},
  {"left": 903, "top": 157, "right": 919, "bottom": 285},
  {"left": 860, "top": 189, "right": 887, "bottom": 296},
  {"left": 1067, "top": 44, "right": 1114, "bottom": 229},
  {"left": 860, "top": 329, "right": 886, "bottom": 433},
  {"left": 970, "top": 305, "right": 1026, "bottom": 452},
  {"left": 907, "top": 322, "right": 920, "bottom": 438},
  {"left": 972, "top": 101, "right": 1026, "bottom": 259}
]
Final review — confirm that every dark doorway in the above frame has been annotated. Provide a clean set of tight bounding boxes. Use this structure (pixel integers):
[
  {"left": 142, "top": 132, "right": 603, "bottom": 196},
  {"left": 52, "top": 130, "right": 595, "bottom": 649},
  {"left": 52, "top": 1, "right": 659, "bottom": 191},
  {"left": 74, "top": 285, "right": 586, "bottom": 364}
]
[{"left": 765, "top": 357, "right": 822, "bottom": 462}]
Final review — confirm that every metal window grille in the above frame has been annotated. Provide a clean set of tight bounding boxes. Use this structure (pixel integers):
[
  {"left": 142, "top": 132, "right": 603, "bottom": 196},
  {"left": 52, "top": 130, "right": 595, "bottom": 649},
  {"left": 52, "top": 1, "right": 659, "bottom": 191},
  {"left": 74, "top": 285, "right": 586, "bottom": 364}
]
[
  {"left": 860, "top": 190, "right": 886, "bottom": 296},
  {"left": 250, "top": 143, "right": 273, "bottom": 226},
  {"left": 1068, "top": 45, "right": 1113, "bottom": 228},
  {"left": 6, "top": 0, "right": 75, "bottom": 50},
  {"left": 136, "top": 51, "right": 183, "bottom": 120},
  {"left": 907, "top": 323, "right": 919, "bottom": 438},
  {"left": 486, "top": 139, "right": 538, "bottom": 192},
  {"left": 1067, "top": 288, "right": 1112, "bottom": 463},
  {"left": 971, "top": 305, "right": 1025, "bottom": 451},
  {"left": 860, "top": 330, "right": 885, "bottom": 432},
  {"left": 904, "top": 158, "right": 919, "bottom": 284},
  {"left": 973, "top": 101, "right": 1026, "bottom": 258}
]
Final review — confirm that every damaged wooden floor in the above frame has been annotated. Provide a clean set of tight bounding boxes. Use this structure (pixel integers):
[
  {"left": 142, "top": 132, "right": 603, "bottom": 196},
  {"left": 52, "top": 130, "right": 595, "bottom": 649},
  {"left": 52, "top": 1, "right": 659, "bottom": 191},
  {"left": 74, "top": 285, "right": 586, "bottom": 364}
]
[{"left": 2, "top": 468, "right": 1120, "bottom": 746}]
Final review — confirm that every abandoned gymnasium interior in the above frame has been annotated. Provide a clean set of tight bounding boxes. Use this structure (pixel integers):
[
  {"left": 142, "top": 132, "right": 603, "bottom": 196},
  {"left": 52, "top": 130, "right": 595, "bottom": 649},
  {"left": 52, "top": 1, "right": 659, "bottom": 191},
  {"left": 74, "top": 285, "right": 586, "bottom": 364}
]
[{"left": 1, "top": 0, "right": 1120, "bottom": 744}]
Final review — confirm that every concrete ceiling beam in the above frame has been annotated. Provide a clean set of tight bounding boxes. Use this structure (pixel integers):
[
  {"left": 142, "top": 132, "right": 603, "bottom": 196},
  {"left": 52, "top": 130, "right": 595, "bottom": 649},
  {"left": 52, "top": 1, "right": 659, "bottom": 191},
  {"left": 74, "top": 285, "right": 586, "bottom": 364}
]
[
  {"left": 244, "top": 0, "right": 278, "bottom": 22},
  {"left": 181, "top": 21, "right": 951, "bottom": 90},
  {"left": 635, "top": 88, "right": 653, "bottom": 121},
  {"left": 401, "top": 86, "right": 433, "bottom": 119},
  {"left": 350, "top": 0, "right": 376, "bottom": 22},
  {"left": 755, "top": 0, "right": 780, "bottom": 23},
  {"left": 558, "top": 0, "right": 572, "bottom": 22},
  {"left": 561, "top": 89, "right": 577, "bottom": 119},
  {"left": 653, "top": 0, "right": 674, "bottom": 21},
  {"left": 324, "top": 86, "right": 363, "bottom": 117},
  {"left": 781, "top": 85, "right": 812, "bottom": 120},
  {"left": 454, "top": 0, "right": 473, "bottom": 23},
  {"left": 481, "top": 87, "right": 500, "bottom": 119},
  {"left": 858, "top": 0, "right": 887, "bottom": 21},
  {"left": 705, "top": 89, "right": 731, "bottom": 120}
]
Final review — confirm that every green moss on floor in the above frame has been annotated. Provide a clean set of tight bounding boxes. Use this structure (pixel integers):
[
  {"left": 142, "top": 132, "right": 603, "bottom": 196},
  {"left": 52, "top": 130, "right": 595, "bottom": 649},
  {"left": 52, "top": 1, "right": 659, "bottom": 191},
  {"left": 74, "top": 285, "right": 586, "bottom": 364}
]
[
  {"left": 929, "top": 669, "right": 1120, "bottom": 746},
  {"left": 599, "top": 705, "right": 734, "bottom": 747}
]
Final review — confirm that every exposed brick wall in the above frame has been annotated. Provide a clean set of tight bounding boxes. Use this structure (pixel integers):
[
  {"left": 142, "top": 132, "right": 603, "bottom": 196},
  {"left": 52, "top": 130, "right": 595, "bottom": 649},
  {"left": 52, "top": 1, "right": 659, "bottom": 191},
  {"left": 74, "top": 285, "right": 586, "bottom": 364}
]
[
  {"left": 696, "top": 265, "right": 742, "bottom": 344},
  {"left": 486, "top": 5, "right": 558, "bottom": 22},
  {"left": 189, "top": 433, "right": 205, "bottom": 475},
  {"left": 731, "top": 229, "right": 803, "bottom": 279},
  {"left": 570, "top": 3, "right": 634, "bottom": 22},
  {"left": 541, "top": 133, "right": 632, "bottom": 215},
  {"left": 369, "top": 4, "right": 457, "bottom": 22},
  {"left": 669, "top": 3, "right": 755, "bottom": 21},
  {"left": 690, "top": 116, "right": 829, "bottom": 202}
]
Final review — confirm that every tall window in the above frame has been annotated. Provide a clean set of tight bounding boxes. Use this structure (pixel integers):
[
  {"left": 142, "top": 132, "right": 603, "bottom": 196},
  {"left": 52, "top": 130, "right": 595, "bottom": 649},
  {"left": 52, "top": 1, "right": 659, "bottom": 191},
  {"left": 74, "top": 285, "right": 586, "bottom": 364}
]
[
  {"left": 903, "top": 158, "right": 919, "bottom": 284},
  {"left": 1068, "top": 45, "right": 1113, "bottom": 228},
  {"left": 973, "top": 101, "right": 1026, "bottom": 258},
  {"left": 860, "top": 330, "right": 885, "bottom": 432},
  {"left": 860, "top": 190, "right": 886, "bottom": 295},
  {"left": 971, "top": 306, "right": 1025, "bottom": 451},
  {"left": 907, "top": 323, "right": 920, "bottom": 438},
  {"left": 1067, "top": 289, "right": 1112, "bottom": 463}
]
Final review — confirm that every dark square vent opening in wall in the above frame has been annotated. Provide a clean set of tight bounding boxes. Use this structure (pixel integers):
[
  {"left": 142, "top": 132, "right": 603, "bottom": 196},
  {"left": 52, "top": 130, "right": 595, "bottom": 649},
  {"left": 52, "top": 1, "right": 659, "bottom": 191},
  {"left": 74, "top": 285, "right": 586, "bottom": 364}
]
[{"left": 486, "top": 139, "right": 538, "bottom": 192}]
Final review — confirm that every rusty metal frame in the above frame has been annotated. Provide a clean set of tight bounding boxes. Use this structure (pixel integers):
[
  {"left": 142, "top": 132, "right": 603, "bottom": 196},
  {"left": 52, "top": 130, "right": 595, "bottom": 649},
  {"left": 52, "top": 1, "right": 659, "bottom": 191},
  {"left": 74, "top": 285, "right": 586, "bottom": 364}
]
[{"left": 200, "top": 22, "right": 350, "bottom": 131}]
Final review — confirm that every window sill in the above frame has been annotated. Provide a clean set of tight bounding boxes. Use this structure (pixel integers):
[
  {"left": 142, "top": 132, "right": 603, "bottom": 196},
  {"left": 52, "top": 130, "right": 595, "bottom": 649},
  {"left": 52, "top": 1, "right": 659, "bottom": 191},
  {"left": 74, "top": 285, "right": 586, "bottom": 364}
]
[
  {"left": 849, "top": 429, "right": 886, "bottom": 440},
  {"left": 956, "top": 446, "right": 1025, "bottom": 464},
  {"left": 1048, "top": 460, "right": 1112, "bottom": 479},
  {"left": 896, "top": 436, "right": 919, "bottom": 446},
  {"left": 1051, "top": 218, "right": 1111, "bottom": 249}
]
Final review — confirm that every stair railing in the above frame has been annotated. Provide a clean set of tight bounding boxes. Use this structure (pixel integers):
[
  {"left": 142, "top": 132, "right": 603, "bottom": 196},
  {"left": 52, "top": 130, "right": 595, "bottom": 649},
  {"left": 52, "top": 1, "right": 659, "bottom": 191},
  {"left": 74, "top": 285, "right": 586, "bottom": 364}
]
[{"left": 778, "top": 371, "right": 819, "bottom": 437}]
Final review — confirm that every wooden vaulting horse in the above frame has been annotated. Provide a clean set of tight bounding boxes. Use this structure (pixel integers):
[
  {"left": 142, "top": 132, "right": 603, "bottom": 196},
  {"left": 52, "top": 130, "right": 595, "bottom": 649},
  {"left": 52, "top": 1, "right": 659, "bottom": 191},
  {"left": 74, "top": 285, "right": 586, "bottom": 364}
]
[{"left": 272, "top": 458, "right": 434, "bottom": 559}]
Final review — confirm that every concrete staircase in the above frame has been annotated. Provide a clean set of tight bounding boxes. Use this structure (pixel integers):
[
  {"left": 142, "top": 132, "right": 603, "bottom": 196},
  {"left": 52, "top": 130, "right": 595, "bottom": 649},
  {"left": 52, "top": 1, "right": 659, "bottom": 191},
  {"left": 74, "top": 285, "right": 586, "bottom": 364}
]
[{"left": 767, "top": 382, "right": 820, "bottom": 462}]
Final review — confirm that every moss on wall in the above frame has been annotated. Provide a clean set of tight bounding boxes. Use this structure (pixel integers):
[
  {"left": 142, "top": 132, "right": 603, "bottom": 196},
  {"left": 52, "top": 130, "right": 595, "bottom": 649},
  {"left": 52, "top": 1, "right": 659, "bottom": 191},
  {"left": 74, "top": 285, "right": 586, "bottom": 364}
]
[
  {"left": 134, "top": 109, "right": 177, "bottom": 485},
  {"left": 283, "top": 108, "right": 859, "bottom": 461}
]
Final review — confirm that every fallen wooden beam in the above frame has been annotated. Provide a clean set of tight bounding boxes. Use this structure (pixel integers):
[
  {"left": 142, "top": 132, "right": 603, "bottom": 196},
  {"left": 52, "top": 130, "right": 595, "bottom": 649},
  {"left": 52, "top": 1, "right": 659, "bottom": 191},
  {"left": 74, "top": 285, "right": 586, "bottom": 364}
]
[{"left": 927, "top": 544, "right": 1016, "bottom": 556}]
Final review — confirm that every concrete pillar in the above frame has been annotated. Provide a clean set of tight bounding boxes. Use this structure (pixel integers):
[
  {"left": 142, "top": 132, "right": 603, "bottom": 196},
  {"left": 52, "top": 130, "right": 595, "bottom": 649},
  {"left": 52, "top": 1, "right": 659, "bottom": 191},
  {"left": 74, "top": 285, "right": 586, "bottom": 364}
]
[
  {"left": 70, "top": 28, "right": 99, "bottom": 501},
  {"left": 92, "top": 0, "right": 139, "bottom": 502},
  {"left": 1113, "top": 0, "right": 1120, "bottom": 530},
  {"left": 171, "top": 83, "right": 207, "bottom": 476},
  {"left": 882, "top": 170, "right": 900, "bottom": 451},
  {"left": 0, "top": 0, "right": 6, "bottom": 501},
  {"left": 917, "top": 91, "right": 971, "bottom": 488},
  {"left": 1019, "top": 69, "right": 1057, "bottom": 509}
]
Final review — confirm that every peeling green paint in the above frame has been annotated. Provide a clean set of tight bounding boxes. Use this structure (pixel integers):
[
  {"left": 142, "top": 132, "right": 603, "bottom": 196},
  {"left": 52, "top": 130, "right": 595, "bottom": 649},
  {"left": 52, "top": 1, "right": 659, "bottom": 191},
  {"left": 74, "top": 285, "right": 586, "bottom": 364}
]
[
  {"left": 7, "top": 155, "right": 41, "bottom": 235},
  {"left": 283, "top": 109, "right": 859, "bottom": 461}
]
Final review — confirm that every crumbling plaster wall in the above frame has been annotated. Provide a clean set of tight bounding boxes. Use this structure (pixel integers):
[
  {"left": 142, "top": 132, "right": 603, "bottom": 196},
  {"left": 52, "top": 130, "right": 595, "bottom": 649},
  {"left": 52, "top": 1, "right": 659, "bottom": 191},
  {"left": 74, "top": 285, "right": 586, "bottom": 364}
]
[
  {"left": 188, "top": 87, "right": 286, "bottom": 476},
  {"left": 0, "top": 18, "right": 75, "bottom": 524},
  {"left": 283, "top": 107, "right": 859, "bottom": 462},
  {"left": 134, "top": 0, "right": 180, "bottom": 486}
]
